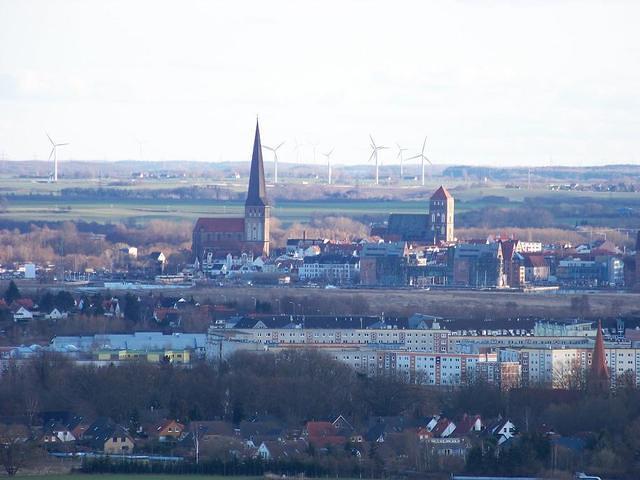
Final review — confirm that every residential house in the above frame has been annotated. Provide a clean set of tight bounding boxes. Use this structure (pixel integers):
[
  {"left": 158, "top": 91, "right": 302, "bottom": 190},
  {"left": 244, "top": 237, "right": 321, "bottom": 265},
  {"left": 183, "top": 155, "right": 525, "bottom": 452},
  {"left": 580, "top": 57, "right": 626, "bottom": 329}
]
[
  {"left": 430, "top": 418, "right": 456, "bottom": 438},
  {"left": 45, "top": 308, "right": 68, "bottom": 321},
  {"left": 256, "top": 439, "right": 308, "bottom": 461},
  {"left": 147, "top": 419, "right": 185, "bottom": 442},
  {"left": 364, "top": 416, "right": 409, "bottom": 443},
  {"left": 12, "top": 306, "right": 33, "bottom": 323},
  {"left": 299, "top": 254, "right": 360, "bottom": 284},
  {"left": 102, "top": 426, "right": 135, "bottom": 454},
  {"left": 42, "top": 420, "right": 75, "bottom": 444},
  {"left": 147, "top": 251, "right": 167, "bottom": 274},
  {"left": 524, "top": 255, "right": 550, "bottom": 283},
  {"left": 332, "top": 415, "right": 355, "bottom": 436},
  {"left": 454, "top": 414, "right": 483, "bottom": 436},
  {"left": 153, "top": 307, "right": 182, "bottom": 326},
  {"left": 424, "top": 437, "right": 470, "bottom": 459},
  {"left": 488, "top": 418, "right": 516, "bottom": 445},
  {"left": 239, "top": 417, "right": 285, "bottom": 445},
  {"left": 305, "top": 421, "right": 347, "bottom": 447},
  {"left": 103, "top": 298, "right": 122, "bottom": 318}
]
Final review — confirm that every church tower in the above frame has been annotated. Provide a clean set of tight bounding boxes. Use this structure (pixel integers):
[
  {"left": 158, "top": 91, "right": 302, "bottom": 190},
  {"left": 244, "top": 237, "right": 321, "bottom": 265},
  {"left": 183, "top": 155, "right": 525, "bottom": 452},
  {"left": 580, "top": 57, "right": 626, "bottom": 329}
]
[
  {"left": 244, "top": 120, "right": 270, "bottom": 256},
  {"left": 589, "top": 320, "right": 610, "bottom": 392},
  {"left": 429, "top": 186, "right": 455, "bottom": 243}
]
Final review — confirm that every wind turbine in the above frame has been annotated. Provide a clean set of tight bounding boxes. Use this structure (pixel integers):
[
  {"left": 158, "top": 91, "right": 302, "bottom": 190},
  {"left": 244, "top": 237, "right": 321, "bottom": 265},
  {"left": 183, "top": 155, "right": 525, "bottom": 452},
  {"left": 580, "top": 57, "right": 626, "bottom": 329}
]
[
  {"left": 368, "top": 135, "right": 388, "bottom": 185},
  {"left": 396, "top": 143, "right": 408, "bottom": 180},
  {"left": 46, "top": 133, "right": 69, "bottom": 182},
  {"left": 407, "top": 136, "right": 432, "bottom": 186},
  {"left": 322, "top": 148, "right": 334, "bottom": 185},
  {"left": 264, "top": 141, "right": 285, "bottom": 184},
  {"left": 293, "top": 138, "right": 304, "bottom": 163}
]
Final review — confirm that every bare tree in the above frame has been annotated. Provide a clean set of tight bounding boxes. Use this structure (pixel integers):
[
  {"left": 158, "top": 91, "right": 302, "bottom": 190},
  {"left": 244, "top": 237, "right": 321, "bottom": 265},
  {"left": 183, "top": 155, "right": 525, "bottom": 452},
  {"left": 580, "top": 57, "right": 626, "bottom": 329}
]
[{"left": 0, "top": 424, "right": 35, "bottom": 476}]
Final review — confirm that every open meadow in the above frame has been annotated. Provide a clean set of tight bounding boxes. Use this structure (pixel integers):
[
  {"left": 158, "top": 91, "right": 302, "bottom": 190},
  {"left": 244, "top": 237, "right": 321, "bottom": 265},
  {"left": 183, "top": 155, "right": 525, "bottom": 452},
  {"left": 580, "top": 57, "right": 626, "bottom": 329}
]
[{"left": 0, "top": 176, "right": 638, "bottom": 227}]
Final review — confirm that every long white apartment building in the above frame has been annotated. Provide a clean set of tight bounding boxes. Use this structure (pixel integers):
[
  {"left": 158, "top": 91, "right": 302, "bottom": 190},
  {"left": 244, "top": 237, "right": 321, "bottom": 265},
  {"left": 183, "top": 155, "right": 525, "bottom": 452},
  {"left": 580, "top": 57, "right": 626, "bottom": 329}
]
[
  {"left": 331, "top": 348, "right": 499, "bottom": 387},
  {"left": 449, "top": 335, "right": 596, "bottom": 354},
  {"left": 233, "top": 327, "right": 450, "bottom": 352},
  {"left": 500, "top": 346, "right": 640, "bottom": 389}
]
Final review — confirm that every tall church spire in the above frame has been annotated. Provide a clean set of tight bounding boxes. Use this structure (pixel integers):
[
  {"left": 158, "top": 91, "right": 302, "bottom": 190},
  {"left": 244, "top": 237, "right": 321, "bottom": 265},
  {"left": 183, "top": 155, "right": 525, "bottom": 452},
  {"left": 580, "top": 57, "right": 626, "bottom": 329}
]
[
  {"left": 590, "top": 320, "right": 609, "bottom": 391},
  {"left": 246, "top": 120, "right": 268, "bottom": 207}
]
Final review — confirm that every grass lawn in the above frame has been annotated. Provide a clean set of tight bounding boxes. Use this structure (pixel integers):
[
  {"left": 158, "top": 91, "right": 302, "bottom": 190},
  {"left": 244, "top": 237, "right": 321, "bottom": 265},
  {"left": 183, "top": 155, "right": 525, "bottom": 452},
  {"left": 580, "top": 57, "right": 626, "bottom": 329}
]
[{"left": 0, "top": 176, "right": 636, "bottom": 225}]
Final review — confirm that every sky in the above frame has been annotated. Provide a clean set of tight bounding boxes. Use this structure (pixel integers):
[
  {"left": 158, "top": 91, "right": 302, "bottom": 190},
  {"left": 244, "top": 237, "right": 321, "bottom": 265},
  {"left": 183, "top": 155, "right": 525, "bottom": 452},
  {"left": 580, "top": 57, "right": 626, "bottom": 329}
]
[{"left": 0, "top": 0, "right": 639, "bottom": 167}]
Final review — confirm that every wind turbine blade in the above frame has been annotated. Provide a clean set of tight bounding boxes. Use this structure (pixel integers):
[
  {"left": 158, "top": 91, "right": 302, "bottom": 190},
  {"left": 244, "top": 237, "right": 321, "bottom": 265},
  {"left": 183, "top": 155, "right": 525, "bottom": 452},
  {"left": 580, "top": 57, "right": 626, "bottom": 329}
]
[
  {"left": 264, "top": 146, "right": 274, "bottom": 151},
  {"left": 368, "top": 151, "right": 376, "bottom": 162},
  {"left": 425, "top": 156, "right": 433, "bottom": 165},
  {"left": 57, "top": 143, "right": 69, "bottom": 146},
  {"left": 422, "top": 136, "right": 427, "bottom": 154},
  {"left": 46, "top": 132, "right": 54, "bottom": 146},
  {"left": 407, "top": 155, "right": 421, "bottom": 160},
  {"left": 276, "top": 141, "right": 285, "bottom": 150},
  {"left": 369, "top": 134, "right": 376, "bottom": 148},
  {"left": 48, "top": 148, "right": 55, "bottom": 161}
]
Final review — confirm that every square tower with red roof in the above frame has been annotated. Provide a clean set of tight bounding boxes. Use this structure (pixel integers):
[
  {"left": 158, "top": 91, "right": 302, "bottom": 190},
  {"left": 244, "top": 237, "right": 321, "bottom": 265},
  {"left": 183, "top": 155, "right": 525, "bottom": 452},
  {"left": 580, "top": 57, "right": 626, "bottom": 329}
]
[{"left": 429, "top": 185, "right": 455, "bottom": 243}]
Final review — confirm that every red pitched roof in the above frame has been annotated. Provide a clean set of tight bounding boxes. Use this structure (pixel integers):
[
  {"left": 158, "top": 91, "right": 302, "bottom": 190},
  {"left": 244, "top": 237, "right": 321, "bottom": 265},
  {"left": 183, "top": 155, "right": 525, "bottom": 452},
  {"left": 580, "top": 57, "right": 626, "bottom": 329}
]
[
  {"left": 524, "top": 254, "right": 548, "bottom": 268},
  {"left": 431, "top": 185, "right": 453, "bottom": 200},
  {"left": 13, "top": 298, "right": 34, "bottom": 309},
  {"left": 501, "top": 240, "right": 518, "bottom": 261},
  {"left": 455, "top": 414, "right": 481, "bottom": 434},
  {"left": 306, "top": 421, "right": 346, "bottom": 446},
  {"left": 431, "top": 418, "right": 453, "bottom": 437},
  {"left": 195, "top": 217, "right": 245, "bottom": 232}
]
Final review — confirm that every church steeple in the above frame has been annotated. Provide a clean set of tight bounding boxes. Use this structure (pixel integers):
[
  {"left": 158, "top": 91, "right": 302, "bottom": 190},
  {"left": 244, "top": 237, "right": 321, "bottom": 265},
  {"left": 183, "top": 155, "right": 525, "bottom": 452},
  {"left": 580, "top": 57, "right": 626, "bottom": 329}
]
[
  {"left": 246, "top": 120, "right": 268, "bottom": 207},
  {"left": 244, "top": 120, "right": 270, "bottom": 256},
  {"left": 590, "top": 320, "right": 609, "bottom": 391}
]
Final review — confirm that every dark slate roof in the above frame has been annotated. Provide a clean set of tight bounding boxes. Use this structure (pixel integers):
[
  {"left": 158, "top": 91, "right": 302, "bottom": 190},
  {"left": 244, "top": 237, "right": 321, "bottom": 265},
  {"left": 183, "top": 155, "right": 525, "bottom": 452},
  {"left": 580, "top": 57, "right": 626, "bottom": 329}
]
[
  {"left": 233, "top": 314, "right": 409, "bottom": 330},
  {"left": 246, "top": 120, "right": 268, "bottom": 207},
  {"left": 194, "top": 217, "right": 245, "bottom": 233},
  {"left": 387, "top": 214, "right": 429, "bottom": 241}
]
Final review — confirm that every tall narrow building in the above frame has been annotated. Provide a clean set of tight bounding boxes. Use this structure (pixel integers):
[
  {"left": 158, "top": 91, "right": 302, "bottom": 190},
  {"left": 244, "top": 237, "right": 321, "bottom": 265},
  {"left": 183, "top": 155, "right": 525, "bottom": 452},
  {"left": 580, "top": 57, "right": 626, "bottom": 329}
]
[
  {"left": 244, "top": 121, "right": 270, "bottom": 256},
  {"left": 192, "top": 121, "right": 271, "bottom": 263},
  {"left": 429, "top": 186, "right": 455, "bottom": 243},
  {"left": 589, "top": 320, "right": 610, "bottom": 391}
]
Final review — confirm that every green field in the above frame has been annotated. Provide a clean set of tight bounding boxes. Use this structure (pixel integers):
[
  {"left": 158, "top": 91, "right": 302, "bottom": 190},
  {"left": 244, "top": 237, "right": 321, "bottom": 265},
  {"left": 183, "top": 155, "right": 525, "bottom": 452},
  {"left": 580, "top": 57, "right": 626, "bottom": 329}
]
[{"left": 0, "top": 176, "right": 637, "bottom": 226}]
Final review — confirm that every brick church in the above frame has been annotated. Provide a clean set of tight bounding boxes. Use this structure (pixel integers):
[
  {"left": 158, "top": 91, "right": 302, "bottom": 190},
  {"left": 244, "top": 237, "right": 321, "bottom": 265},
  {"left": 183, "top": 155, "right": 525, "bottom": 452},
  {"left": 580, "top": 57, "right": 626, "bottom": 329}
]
[
  {"left": 192, "top": 121, "right": 270, "bottom": 262},
  {"left": 381, "top": 186, "right": 455, "bottom": 244}
]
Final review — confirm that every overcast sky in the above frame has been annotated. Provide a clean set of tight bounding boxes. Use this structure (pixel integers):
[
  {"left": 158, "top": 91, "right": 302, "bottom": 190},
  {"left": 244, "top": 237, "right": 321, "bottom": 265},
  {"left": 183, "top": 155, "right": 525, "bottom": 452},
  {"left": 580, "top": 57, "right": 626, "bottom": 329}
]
[{"left": 1, "top": 1, "right": 639, "bottom": 166}]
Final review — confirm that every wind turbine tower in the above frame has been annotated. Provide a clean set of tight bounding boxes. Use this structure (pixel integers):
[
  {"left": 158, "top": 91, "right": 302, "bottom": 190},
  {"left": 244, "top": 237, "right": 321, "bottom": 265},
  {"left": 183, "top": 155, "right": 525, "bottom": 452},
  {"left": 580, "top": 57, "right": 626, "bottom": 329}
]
[
  {"left": 264, "top": 141, "right": 285, "bottom": 184},
  {"left": 396, "top": 143, "right": 408, "bottom": 180},
  {"left": 368, "top": 135, "right": 388, "bottom": 185},
  {"left": 47, "top": 133, "right": 69, "bottom": 182},
  {"left": 293, "top": 138, "right": 304, "bottom": 163},
  {"left": 323, "top": 148, "right": 334, "bottom": 185},
  {"left": 407, "top": 136, "right": 432, "bottom": 186}
]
